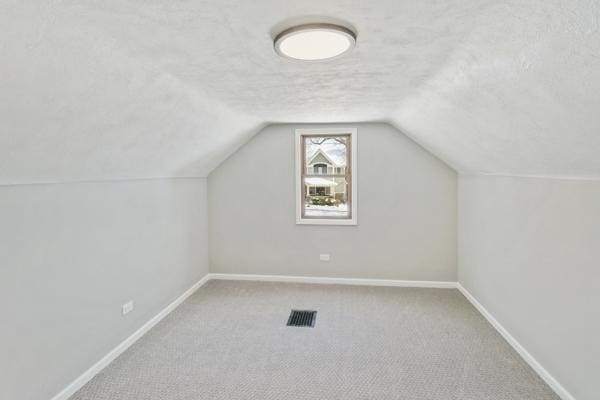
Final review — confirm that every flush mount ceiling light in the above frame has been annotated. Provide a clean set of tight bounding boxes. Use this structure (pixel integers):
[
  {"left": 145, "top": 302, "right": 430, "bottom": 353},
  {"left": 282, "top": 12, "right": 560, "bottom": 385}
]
[{"left": 274, "top": 23, "right": 356, "bottom": 61}]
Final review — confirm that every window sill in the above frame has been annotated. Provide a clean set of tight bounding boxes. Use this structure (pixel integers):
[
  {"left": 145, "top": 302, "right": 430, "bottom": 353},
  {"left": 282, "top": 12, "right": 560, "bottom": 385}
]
[{"left": 296, "top": 218, "right": 357, "bottom": 226}]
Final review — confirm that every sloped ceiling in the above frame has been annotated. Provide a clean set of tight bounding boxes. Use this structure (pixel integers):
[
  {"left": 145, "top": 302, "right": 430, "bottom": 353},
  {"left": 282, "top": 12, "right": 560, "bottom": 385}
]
[{"left": 1, "top": 0, "right": 599, "bottom": 184}]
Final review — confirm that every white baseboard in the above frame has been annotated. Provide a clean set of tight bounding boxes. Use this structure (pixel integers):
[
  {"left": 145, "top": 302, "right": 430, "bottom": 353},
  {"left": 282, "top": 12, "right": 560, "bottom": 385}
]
[
  {"left": 208, "top": 273, "right": 457, "bottom": 289},
  {"left": 50, "top": 274, "right": 211, "bottom": 400},
  {"left": 457, "top": 283, "right": 575, "bottom": 400}
]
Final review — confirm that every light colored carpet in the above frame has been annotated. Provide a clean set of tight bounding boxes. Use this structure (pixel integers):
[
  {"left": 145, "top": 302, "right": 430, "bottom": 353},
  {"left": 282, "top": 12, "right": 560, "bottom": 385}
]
[{"left": 71, "top": 280, "right": 559, "bottom": 400}]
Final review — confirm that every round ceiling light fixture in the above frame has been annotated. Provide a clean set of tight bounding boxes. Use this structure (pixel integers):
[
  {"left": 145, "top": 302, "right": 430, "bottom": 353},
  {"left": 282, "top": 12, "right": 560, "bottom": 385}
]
[{"left": 274, "top": 23, "right": 356, "bottom": 61}]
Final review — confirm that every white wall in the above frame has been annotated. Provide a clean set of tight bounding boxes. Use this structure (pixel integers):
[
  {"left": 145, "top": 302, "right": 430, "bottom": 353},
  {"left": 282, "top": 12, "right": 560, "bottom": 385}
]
[
  {"left": 458, "top": 175, "right": 600, "bottom": 400},
  {"left": 209, "top": 123, "right": 457, "bottom": 281},
  {"left": 0, "top": 178, "right": 209, "bottom": 400}
]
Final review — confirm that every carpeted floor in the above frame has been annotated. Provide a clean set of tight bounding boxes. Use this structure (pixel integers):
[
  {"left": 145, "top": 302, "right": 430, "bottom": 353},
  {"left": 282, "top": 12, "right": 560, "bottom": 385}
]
[{"left": 71, "top": 280, "right": 559, "bottom": 400}]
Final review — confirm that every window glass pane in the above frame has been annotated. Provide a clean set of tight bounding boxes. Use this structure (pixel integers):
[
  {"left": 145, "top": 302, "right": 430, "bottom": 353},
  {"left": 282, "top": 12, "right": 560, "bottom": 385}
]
[
  {"left": 305, "top": 136, "right": 347, "bottom": 174},
  {"left": 304, "top": 178, "right": 349, "bottom": 218},
  {"left": 303, "top": 136, "right": 349, "bottom": 219}
]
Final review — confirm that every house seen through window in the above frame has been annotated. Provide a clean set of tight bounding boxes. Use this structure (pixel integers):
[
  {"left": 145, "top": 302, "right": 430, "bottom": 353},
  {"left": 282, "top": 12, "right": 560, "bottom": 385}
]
[{"left": 296, "top": 128, "right": 357, "bottom": 225}]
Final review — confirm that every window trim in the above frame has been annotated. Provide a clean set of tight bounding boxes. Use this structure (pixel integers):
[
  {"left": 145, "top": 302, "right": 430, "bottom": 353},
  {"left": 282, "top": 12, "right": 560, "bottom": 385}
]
[{"left": 295, "top": 127, "right": 358, "bottom": 225}]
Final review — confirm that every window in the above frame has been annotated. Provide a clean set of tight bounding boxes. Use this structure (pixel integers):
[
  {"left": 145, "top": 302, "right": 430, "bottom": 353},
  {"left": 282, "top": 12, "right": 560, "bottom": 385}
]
[{"left": 295, "top": 128, "right": 357, "bottom": 225}]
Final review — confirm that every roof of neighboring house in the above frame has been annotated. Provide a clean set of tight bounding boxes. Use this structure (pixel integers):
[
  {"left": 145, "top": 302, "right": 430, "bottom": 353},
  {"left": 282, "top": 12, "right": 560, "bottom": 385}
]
[{"left": 307, "top": 148, "right": 346, "bottom": 167}]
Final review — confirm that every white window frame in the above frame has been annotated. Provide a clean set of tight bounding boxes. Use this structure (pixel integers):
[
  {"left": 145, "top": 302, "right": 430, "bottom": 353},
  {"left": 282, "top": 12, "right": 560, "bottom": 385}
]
[{"left": 295, "top": 127, "right": 358, "bottom": 225}]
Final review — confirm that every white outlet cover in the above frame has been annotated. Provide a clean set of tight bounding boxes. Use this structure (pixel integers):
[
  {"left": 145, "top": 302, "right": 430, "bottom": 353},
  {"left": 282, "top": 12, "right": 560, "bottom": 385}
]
[
  {"left": 122, "top": 301, "right": 134, "bottom": 316},
  {"left": 319, "top": 254, "right": 331, "bottom": 261}
]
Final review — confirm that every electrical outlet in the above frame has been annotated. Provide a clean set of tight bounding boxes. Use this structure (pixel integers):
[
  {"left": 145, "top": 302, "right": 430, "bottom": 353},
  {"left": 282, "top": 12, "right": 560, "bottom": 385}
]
[
  {"left": 319, "top": 254, "right": 331, "bottom": 262},
  {"left": 122, "top": 301, "right": 134, "bottom": 316}
]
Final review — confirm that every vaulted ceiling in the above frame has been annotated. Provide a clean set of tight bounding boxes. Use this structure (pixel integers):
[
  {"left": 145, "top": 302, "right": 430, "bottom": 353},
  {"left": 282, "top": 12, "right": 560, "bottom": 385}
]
[{"left": 1, "top": 0, "right": 599, "bottom": 184}]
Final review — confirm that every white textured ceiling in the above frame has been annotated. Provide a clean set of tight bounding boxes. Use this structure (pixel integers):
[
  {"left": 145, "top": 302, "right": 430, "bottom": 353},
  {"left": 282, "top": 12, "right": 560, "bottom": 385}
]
[{"left": 1, "top": 0, "right": 599, "bottom": 184}]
